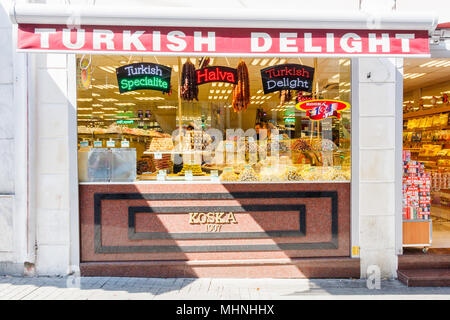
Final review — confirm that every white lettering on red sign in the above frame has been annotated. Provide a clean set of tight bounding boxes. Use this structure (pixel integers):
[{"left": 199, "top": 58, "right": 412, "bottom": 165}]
[{"left": 17, "top": 25, "right": 429, "bottom": 55}]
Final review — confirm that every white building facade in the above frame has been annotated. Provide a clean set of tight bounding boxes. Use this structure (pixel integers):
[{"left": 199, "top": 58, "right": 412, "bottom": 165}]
[{"left": 0, "top": 0, "right": 449, "bottom": 278}]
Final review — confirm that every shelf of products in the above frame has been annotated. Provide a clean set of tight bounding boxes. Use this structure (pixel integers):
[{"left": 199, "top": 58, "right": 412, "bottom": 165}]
[
  {"left": 403, "top": 111, "right": 450, "bottom": 206},
  {"left": 402, "top": 151, "right": 432, "bottom": 249}
]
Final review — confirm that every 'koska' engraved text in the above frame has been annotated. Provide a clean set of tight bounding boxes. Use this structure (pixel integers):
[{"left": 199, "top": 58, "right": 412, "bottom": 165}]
[{"left": 189, "top": 212, "right": 237, "bottom": 225}]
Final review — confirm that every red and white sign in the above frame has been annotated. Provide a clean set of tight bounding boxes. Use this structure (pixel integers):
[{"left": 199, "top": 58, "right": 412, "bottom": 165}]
[
  {"left": 17, "top": 24, "right": 430, "bottom": 56},
  {"left": 296, "top": 99, "right": 350, "bottom": 121}
]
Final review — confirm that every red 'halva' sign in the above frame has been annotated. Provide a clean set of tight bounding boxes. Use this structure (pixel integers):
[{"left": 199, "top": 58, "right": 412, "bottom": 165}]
[{"left": 17, "top": 25, "right": 429, "bottom": 55}]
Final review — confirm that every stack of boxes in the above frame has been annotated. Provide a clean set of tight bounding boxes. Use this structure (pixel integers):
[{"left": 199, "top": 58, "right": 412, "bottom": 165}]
[{"left": 402, "top": 151, "right": 431, "bottom": 220}]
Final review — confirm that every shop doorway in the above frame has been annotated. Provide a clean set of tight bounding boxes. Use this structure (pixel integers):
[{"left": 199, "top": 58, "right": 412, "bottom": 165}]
[{"left": 402, "top": 58, "right": 450, "bottom": 253}]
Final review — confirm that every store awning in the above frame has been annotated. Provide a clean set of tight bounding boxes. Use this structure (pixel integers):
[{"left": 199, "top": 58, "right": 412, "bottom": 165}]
[
  {"left": 10, "top": 3, "right": 439, "bottom": 30},
  {"left": 10, "top": 3, "right": 439, "bottom": 56}
]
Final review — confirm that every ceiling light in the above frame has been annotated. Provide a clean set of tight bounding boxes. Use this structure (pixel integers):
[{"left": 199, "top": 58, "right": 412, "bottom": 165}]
[
  {"left": 251, "top": 59, "right": 261, "bottom": 65},
  {"left": 157, "top": 106, "right": 177, "bottom": 109},
  {"left": 77, "top": 107, "right": 93, "bottom": 111},
  {"left": 419, "top": 60, "right": 437, "bottom": 67},
  {"left": 279, "top": 59, "right": 287, "bottom": 64},
  {"left": 433, "top": 60, "right": 449, "bottom": 67},
  {"left": 98, "top": 98, "right": 118, "bottom": 102},
  {"left": 259, "top": 58, "right": 270, "bottom": 66},
  {"left": 99, "top": 66, "right": 115, "bottom": 74},
  {"left": 134, "top": 97, "right": 164, "bottom": 100},
  {"left": 101, "top": 107, "right": 118, "bottom": 110},
  {"left": 77, "top": 98, "right": 92, "bottom": 102},
  {"left": 115, "top": 103, "right": 136, "bottom": 106},
  {"left": 93, "top": 84, "right": 117, "bottom": 89},
  {"left": 269, "top": 58, "right": 279, "bottom": 66}
]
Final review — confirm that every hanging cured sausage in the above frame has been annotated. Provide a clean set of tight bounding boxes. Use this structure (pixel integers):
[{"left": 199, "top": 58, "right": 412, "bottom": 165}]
[
  {"left": 232, "top": 61, "right": 250, "bottom": 112},
  {"left": 180, "top": 60, "right": 198, "bottom": 101}
]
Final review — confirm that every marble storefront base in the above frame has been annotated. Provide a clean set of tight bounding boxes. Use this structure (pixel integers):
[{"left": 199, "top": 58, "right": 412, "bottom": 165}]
[
  {"left": 80, "top": 257, "right": 360, "bottom": 278},
  {"left": 79, "top": 182, "right": 352, "bottom": 278}
]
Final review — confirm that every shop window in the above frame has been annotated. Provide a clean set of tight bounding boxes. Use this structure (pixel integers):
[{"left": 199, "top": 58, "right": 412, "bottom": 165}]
[
  {"left": 76, "top": 55, "right": 351, "bottom": 183},
  {"left": 402, "top": 58, "right": 450, "bottom": 251}
]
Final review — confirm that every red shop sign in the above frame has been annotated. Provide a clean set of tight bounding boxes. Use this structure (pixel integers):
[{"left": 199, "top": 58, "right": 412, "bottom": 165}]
[
  {"left": 196, "top": 66, "right": 237, "bottom": 85},
  {"left": 17, "top": 24, "right": 430, "bottom": 56},
  {"left": 296, "top": 99, "right": 350, "bottom": 121}
]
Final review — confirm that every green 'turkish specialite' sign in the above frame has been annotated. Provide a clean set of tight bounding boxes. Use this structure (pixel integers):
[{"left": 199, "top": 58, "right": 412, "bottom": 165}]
[{"left": 116, "top": 63, "right": 172, "bottom": 93}]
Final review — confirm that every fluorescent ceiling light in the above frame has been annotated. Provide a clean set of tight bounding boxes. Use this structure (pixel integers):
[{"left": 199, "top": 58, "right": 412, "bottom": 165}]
[
  {"left": 433, "top": 60, "right": 449, "bottom": 67},
  {"left": 260, "top": 58, "right": 270, "bottom": 66},
  {"left": 98, "top": 98, "right": 118, "bottom": 102},
  {"left": 251, "top": 59, "right": 261, "bottom": 65},
  {"left": 99, "top": 66, "right": 116, "bottom": 74},
  {"left": 269, "top": 58, "right": 279, "bottom": 66},
  {"left": 157, "top": 106, "right": 177, "bottom": 109}
]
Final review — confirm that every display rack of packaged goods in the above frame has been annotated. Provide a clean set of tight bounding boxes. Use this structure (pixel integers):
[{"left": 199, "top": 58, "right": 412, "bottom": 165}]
[{"left": 402, "top": 152, "right": 433, "bottom": 252}]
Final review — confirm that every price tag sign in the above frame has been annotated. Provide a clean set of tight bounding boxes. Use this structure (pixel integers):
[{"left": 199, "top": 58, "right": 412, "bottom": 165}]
[
  {"left": 211, "top": 170, "right": 219, "bottom": 177},
  {"left": 210, "top": 170, "right": 219, "bottom": 182},
  {"left": 121, "top": 140, "right": 130, "bottom": 148},
  {"left": 185, "top": 170, "right": 193, "bottom": 181},
  {"left": 93, "top": 140, "right": 102, "bottom": 148},
  {"left": 154, "top": 152, "right": 162, "bottom": 160},
  {"left": 106, "top": 140, "right": 115, "bottom": 148},
  {"left": 157, "top": 169, "right": 167, "bottom": 181},
  {"left": 80, "top": 141, "right": 89, "bottom": 147}
]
